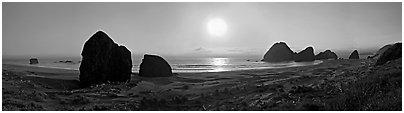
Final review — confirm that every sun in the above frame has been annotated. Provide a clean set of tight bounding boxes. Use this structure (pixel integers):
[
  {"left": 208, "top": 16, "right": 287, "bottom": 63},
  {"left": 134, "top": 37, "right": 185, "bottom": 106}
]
[{"left": 207, "top": 18, "right": 228, "bottom": 37}]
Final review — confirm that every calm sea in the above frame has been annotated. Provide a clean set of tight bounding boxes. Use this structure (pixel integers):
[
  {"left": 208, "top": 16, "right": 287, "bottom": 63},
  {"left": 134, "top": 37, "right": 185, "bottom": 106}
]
[{"left": 3, "top": 56, "right": 322, "bottom": 73}]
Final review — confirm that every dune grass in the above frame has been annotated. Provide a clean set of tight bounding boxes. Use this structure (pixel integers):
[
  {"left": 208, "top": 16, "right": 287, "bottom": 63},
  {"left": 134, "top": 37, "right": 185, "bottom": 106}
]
[{"left": 325, "top": 61, "right": 402, "bottom": 111}]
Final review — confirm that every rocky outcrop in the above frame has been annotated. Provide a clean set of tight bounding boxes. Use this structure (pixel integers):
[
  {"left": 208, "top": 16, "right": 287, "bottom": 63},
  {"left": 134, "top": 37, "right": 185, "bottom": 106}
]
[
  {"left": 348, "top": 50, "right": 359, "bottom": 59},
  {"left": 294, "top": 47, "right": 315, "bottom": 62},
  {"left": 262, "top": 42, "right": 295, "bottom": 62},
  {"left": 79, "top": 31, "right": 132, "bottom": 87},
  {"left": 139, "top": 54, "right": 173, "bottom": 77},
  {"left": 29, "top": 58, "right": 39, "bottom": 64},
  {"left": 376, "top": 43, "right": 402, "bottom": 65},
  {"left": 369, "top": 44, "right": 392, "bottom": 59},
  {"left": 315, "top": 50, "right": 338, "bottom": 60}
]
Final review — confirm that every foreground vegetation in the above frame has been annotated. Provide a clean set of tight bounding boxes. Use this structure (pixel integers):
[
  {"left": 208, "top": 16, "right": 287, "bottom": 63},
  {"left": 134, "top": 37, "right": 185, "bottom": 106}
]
[{"left": 327, "top": 59, "right": 401, "bottom": 110}]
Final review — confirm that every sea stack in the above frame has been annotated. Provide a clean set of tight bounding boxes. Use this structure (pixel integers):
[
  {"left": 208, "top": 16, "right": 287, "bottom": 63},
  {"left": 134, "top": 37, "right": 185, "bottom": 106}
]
[
  {"left": 315, "top": 50, "right": 338, "bottom": 60},
  {"left": 29, "top": 58, "right": 39, "bottom": 64},
  {"left": 262, "top": 42, "right": 294, "bottom": 62},
  {"left": 79, "top": 31, "right": 132, "bottom": 87},
  {"left": 348, "top": 50, "right": 360, "bottom": 59},
  {"left": 376, "top": 43, "right": 402, "bottom": 65},
  {"left": 139, "top": 54, "right": 173, "bottom": 77},
  {"left": 294, "top": 47, "right": 315, "bottom": 62}
]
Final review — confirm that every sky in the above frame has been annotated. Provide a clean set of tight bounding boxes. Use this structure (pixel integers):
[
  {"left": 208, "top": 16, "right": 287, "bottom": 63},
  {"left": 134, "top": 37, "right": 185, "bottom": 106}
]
[{"left": 2, "top": 2, "right": 402, "bottom": 58}]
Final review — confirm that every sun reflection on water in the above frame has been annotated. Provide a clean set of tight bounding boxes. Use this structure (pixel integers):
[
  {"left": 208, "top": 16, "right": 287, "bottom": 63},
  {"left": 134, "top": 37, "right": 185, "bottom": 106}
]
[
  {"left": 211, "top": 58, "right": 229, "bottom": 72},
  {"left": 212, "top": 58, "right": 229, "bottom": 66}
]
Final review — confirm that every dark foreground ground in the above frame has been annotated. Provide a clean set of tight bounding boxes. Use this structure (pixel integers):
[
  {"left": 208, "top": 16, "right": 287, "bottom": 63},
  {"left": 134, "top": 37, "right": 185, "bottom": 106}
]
[{"left": 2, "top": 59, "right": 402, "bottom": 110}]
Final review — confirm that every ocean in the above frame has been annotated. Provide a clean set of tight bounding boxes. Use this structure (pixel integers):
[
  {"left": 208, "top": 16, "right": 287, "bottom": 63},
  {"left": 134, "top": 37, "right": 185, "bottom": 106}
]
[{"left": 2, "top": 56, "right": 323, "bottom": 73}]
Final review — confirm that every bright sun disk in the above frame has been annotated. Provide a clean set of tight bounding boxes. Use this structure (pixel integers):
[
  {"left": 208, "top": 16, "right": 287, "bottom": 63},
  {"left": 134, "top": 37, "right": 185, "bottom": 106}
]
[{"left": 207, "top": 18, "right": 228, "bottom": 37}]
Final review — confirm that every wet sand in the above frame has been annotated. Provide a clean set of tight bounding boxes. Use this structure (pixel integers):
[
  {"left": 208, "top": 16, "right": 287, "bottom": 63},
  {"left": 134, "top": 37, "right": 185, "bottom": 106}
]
[{"left": 2, "top": 59, "right": 401, "bottom": 110}]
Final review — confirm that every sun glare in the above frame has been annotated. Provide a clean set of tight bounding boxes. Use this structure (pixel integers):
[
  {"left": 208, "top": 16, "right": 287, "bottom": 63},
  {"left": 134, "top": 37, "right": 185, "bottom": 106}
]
[
  {"left": 212, "top": 58, "right": 228, "bottom": 66},
  {"left": 207, "top": 18, "right": 228, "bottom": 37}
]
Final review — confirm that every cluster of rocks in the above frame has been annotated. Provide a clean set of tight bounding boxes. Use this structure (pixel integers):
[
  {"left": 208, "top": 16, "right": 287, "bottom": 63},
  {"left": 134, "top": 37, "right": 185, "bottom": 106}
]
[
  {"left": 262, "top": 42, "right": 370, "bottom": 62},
  {"left": 58, "top": 60, "right": 74, "bottom": 63},
  {"left": 54, "top": 60, "right": 80, "bottom": 64},
  {"left": 79, "top": 31, "right": 173, "bottom": 87},
  {"left": 262, "top": 42, "right": 339, "bottom": 62}
]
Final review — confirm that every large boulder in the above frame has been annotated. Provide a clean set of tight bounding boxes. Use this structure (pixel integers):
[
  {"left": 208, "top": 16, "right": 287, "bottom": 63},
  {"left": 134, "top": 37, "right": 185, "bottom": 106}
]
[
  {"left": 79, "top": 31, "right": 132, "bottom": 87},
  {"left": 294, "top": 47, "right": 315, "bottom": 62},
  {"left": 262, "top": 42, "right": 295, "bottom": 62},
  {"left": 139, "top": 54, "right": 173, "bottom": 77},
  {"left": 376, "top": 43, "right": 402, "bottom": 65},
  {"left": 29, "top": 58, "right": 39, "bottom": 64},
  {"left": 348, "top": 50, "right": 360, "bottom": 59},
  {"left": 315, "top": 50, "right": 338, "bottom": 60},
  {"left": 369, "top": 44, "right": 392, "bottom": 59}
]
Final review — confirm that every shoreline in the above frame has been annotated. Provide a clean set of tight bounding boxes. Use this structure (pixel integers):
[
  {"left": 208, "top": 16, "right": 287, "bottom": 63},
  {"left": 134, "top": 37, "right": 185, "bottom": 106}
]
[{"left": 3, "top": 60, "right": 324, "bottom": 75}]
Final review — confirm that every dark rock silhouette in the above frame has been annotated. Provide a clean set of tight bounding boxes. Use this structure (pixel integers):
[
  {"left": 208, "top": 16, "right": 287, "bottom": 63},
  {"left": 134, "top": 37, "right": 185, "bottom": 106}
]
[
  {"left": 376, "top": 43, "right": 402, "bottom": 65},
  {"left": 315, "top": 50, "right": 338, "bottom": 60},
  {"left": 370, "top": 44, "right": 392, "bottom": 59},
  {"left": 79, "top": 31, "right": 132, "bottom": 87},
  {"left": 348, "top": 50, "right": 360, "bottom": 59},
  {"left": 29, "top": 58, "right": 39, "bottom": 64},
  {"left": 294, "top": 47, "right": 315, "bottom": 62},
  {"left": 262, "top": 42, "right": 294, "bottom": 62},
  {"left": 55, "top": 60, "right": 75, "bottom": 64},
  {"left": 139, "top": 54, "right": 173, "bottom": 77}
]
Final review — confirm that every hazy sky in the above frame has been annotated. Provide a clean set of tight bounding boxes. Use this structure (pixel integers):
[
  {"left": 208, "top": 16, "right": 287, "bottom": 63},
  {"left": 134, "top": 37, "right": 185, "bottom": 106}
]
[{"left": 3, "top": 2, "right": 401, "bottom": 57}]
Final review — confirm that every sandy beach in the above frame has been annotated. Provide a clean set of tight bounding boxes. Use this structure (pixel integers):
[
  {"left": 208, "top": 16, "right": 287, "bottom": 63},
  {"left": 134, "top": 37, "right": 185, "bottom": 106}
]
[{"left": 2, "top": 58, "right": 401, "bottom": 110}]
